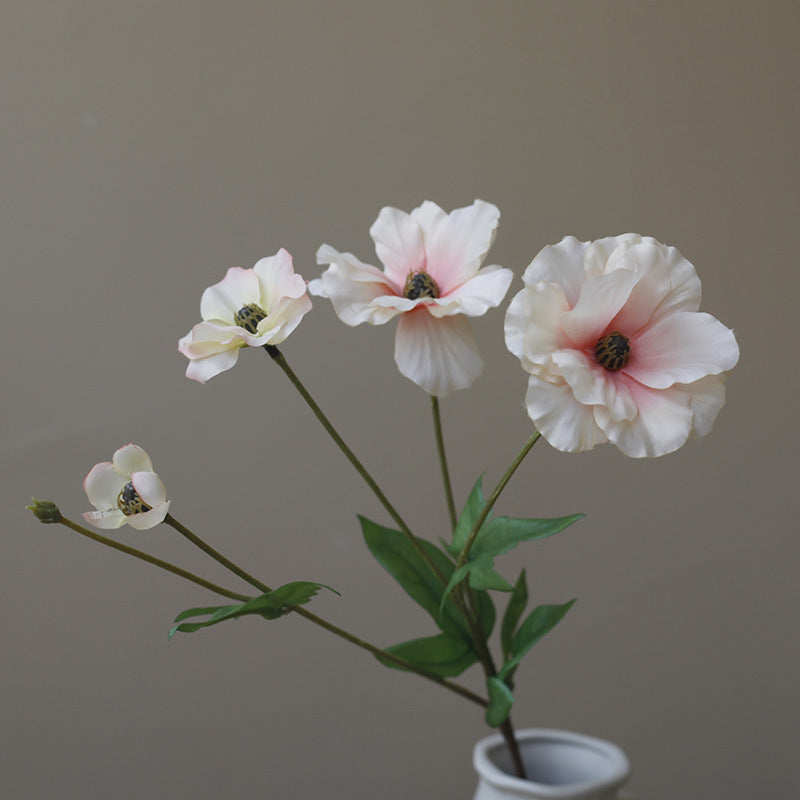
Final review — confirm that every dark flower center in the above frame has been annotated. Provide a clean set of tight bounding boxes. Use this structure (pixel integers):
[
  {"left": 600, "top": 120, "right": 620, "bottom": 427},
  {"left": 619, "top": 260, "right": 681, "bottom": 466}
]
[
  {"left": 235, "top": 303, "right": 268, "bottom": 334},
  {"left": 403, "top": 270, "right": 439, "bottom": 300},
  {"left": 594, "top": 331, "right": 631, "bottom": 371},
  {"left": 117, "top": 482, "right": 152, "bottom": 516}
]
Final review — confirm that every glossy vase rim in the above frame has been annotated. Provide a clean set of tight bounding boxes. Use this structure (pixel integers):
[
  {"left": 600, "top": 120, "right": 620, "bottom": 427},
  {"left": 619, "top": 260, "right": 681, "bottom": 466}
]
[{"left": 473, "top": 728, "right": 630, "bottom": 800}]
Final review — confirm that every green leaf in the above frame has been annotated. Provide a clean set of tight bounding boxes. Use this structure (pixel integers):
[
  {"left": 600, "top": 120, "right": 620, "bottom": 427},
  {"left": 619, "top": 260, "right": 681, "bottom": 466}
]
[
  {"left": 498, "top": 599, "right": 577, "bottom": 681},
  {"left": 501, "top": 569, "right": 528, "bottom": 662},
  {"left": 464, "top": 554, "right": 514, "bottom": 591},
  {"left": 168, "top": 581, "right": 338, "bottom": 639},
  {"left": 376, "top": 633, "right": 478, "bottom": 678},
  {"left": 450, "top": 476, "right": 486, "bottom": 553},
  {"left": 360, "top": 515, "right": 470, "bottom": 641},
  {"left": 472, "top": 513, "right": 584, "bottom": 559},
  {"left": 485, "top": 677, "right": 515, "bottom": 727}
]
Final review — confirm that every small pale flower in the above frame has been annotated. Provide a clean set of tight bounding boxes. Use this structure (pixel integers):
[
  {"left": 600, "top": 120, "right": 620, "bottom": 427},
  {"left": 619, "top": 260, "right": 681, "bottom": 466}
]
[
  {"left": 179, "top": 248, "right": 312, "bottom": 383},
  {"left": 83, "top": 444, "right": 170, "bottom": 530},
  {"left": 309, "top": 200, "right": 513, "bottom": 396},
  {"left": 504, "top": 235, "right": 740, "bottom": 457}
]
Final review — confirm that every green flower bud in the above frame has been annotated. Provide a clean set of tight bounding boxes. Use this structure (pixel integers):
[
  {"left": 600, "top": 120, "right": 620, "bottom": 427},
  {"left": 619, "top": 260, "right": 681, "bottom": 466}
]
[{"left": 26, "top": 498, "right": 62, "bottom": 524}]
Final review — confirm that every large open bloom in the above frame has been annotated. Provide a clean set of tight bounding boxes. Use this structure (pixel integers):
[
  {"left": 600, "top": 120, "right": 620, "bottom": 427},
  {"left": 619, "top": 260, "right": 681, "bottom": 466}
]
[
  {"left": 179, "top": 248, "right": 312, "bottom": 383},
  {"left": 309, "top": 200, "right": 513, "bottom": 396},
  {"left": 505, "top": 235, "right": 740, "bottom": 457},
  {"left": 83, "top": 444, "right": 170, "bottom": 530}
]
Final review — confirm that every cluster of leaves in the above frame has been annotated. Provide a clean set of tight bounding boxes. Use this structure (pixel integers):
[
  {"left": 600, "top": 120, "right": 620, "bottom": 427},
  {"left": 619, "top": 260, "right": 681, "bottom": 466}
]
[{"left": 362, "top": 478, "right": 580, "bottom": 726}]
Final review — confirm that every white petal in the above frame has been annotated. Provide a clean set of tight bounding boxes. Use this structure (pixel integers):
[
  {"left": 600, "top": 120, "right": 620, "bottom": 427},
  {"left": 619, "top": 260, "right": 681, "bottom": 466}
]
[
  {"left": 83, "top": 509, "right": 127, "bottom": 529},
  {"left": 412, "top": 200, "right": 500, "bottom": 292},
  {"left": 504, "top": 283, "right": 569, "bottom": 373},
  {"left": 246, "top": 293, "right": 312, "bottom": 346},
  {"left": 522, "top": 237, "right": 592, "bottom": 307},
  {"left": 685, "top": 374, "right": 729, "bottom": 438},
  {"left": 394, "top": 311, "right": 483, "bottom": 396},
  {"left": 113, "top": 444, "right": 154, "bottom": 477},
  {"left": 253, "top": 249, "right": 309, "bottom": 310},
  {"left": 83, "top": 462, "right": 127, "bottom": 511},
  {"left": 200, "top": 267, "right": 261, "bottom": 323},
  {"left": 369, "top": 206, "right": 426, "bottom": 287},
  {"left": 585, "top": 234, "right": 643, "bottom": 278},
  {"left": 126, "top": 501, "right": 171, "bottom": 530},
  {"left": 179, "top": 321, "right": 243, "bottom": 359},
  {"left": 184, "top": 347, "right": 242, "bottom": 383},
  {"left": 313, "top": 245, "right": 403, "bottom": 325},
  {"left": 428, "top": 265, "right": 513, "bottom": 318},
  {"left": 626, "top": 311, "right": 740, "bottom": 389},
  {"left": 596, "top": 379, "right": 693, "bottom": 458},
  {"left": 524, "top": 376, "right": 607, "bottom": 452},
  {"left": 131, "top": 471, "right": 167, "bottom": 508}
]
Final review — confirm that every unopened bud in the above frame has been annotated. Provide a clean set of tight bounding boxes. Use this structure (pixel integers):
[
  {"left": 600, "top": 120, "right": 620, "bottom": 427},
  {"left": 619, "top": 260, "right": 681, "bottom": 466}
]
[{"left": 26, "top": 498, "right": 62, "bottom": 524}]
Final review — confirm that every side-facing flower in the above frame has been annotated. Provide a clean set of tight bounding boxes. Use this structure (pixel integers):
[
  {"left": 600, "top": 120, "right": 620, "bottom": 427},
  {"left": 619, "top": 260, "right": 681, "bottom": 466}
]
[
  {"left": 309, "top": 200, "right": 513, "bottom": 396},
  {"left": 179, "top": 248, "right": 312, "bottom": 383},
  {"left": 505, "top": 235, "right": 740, "bottom": 457},
  {"left": 83, "top": 444, "right": 170, "bottom": 530}
]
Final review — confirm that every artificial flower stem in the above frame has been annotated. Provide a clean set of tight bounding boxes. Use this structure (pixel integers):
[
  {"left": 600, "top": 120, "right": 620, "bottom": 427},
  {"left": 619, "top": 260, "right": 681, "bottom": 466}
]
[
  {"left": 431, "top": 396, "right": 458, "bottom": 531},
  {"left": 264, "top": 345, "right": 447, "bottom": 585},
  {"left": 164, "top": 513, "right": 485, "bottom": 707},
  {"left": 165, "top": 514, "right": 272, "bottom": 593},
  {"left": 56, "top": 516, "right": 251, "bottom": 602},
  {"left": 456, "top": 430, "right": 542, "bottom": 570}
]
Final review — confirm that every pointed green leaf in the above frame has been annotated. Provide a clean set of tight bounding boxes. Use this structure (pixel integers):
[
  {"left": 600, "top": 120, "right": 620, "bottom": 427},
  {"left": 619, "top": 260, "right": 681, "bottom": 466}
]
[
  {"left": 168, "top": 581, "right": 338, "bottom": 639},
  {"left": 472, "top": 513, "right": 584, "bottom": 559},
  {"left": 360, "top": 515, "right": 471, "bottom": 641},
  {"left": 450, "top": 476, "right": 486, "bottom": 553},
  {"left": 466, "top": 555, "right": 514, "bottom": 592},
  {"left": 498, "top": 599, "right": 577, "bottom": 681},
  {"left": 485, "top": 677, "right": 515, "bottom": 727},
  {"left": 501, "top": 569, "right": 528, "bottom": 662},
  {"left": 376, "top": 632, "right": 478, "bottom": 678}
]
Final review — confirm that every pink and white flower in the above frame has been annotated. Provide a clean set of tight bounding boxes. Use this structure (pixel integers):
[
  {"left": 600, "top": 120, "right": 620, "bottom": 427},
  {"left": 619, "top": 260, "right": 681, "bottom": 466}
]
[
  {"left": 309, "top": 200, "right": 513, "bottom": 396},
  {"left": 179, "top": 249, "right": 312, "bottom": 383},
  {"left": 504, "top": 235, "right": 740, "bottom": 457},
  {"left": 83, "top": 444, "right": 170, "bottom": 530}
]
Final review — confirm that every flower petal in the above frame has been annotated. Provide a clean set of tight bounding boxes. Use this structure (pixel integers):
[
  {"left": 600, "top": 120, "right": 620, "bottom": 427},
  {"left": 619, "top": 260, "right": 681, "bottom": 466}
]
[
  {"left": 126, "top": 501, "right": 171, "bottom": 530},
  {"left": 626, "top": 311, "right": 740, "bottom": 389},
  {"left": 686, "top": 374, "right": 729, "bottom": 438},
  {"left": 83, "top": 462, "right": 127, "bottom": 511},
  {"left": 428, "top": 265, "right": 513, "bottom": 317},
  {"left": 412, "top": 199, "right": 500, "bottom": 291},
  {"left": 523, "top": 375, "right": 607, "bottom": 452},
  {"left": 313, "top": 245, "right": 402, "bottom": 325},
  {"left": 113, "top": 444, "right": 154, "bottom": 477},
  {"left": 369, "top": 206, "right": 426, "bottom": 287},
  {"left": 83, "top": 509, "right": 127, "bottom": 529},
  {"left": 200, "top": 267, "right": 261, "bottom": 323},
  {"left": 253, "top": 249, "right": 309, "bottom": 310},
  {"left": 394, "top": 310, "right": 483, "bottom": 396},
  {"left": 596, "top": 379, "right": 693, "bottom": 457},
  {"left": 131, "top": 471, "right": 167, "bottom": 508},
  {"left": 523, "top": 237, "right": 593, "bottom": 306},
  {"left": 184, "top": 347, "right": 242, "bottom": 383}
]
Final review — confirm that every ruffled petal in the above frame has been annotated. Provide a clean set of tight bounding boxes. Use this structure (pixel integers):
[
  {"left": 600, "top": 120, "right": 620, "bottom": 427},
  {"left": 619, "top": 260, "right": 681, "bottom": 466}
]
[
  {"left": 83, "top": 462, "right": 127, "bottom": 511},
  {"left": 200, "top": 267, "right": 261, "bottom": 323},
  {"left": 126, "top": 501, "right": 171, "bottom": 530},
  {"left": 83, "top": 509, "right": 127, "bottom": 529},
  {"left": 313, "top": 245, "right": 402, "bottom": 325},
  {"left": 253, "top": 249, "right": 309, "bottom": 310},
  {"left": 245, "top": 292, "right": 312, "bottom": 346},
  {"left": 523, "top": 376, "right": 607, "bottom": 452},
  {"left": 369, "top": 206, "right": 426, "bottom": 287},
  {"left": 394, "top": 310, "right": 483, "bottom": 396},
  {"left": 412, "top": 200, "right": 500, "bottom": 292},
  {"left": 178, "top": 321, "right": 243, "bottom": 359},
  {"left": 522, "top": 237, "right": 593, "bottom": 306},
  {"left": 626, "top": 311, "right": 740, "bottom": 389},
  {"left": 686, "top": 374, "right": 729, "bottom": 438},
  {"left": 131, "top": 471, "right": 167, "bottom": 508},
  {"left": 596, "top": 379, "right": 693, "bottom": 457},
  {"left": 113, "top": 444, "right": 154, "bottom": 477},
  {"left": 184, "top": 346, "right": 242, "bottom": 383},
  {"left": 428, "top": 265, "right": 513, "bottom": 318}
]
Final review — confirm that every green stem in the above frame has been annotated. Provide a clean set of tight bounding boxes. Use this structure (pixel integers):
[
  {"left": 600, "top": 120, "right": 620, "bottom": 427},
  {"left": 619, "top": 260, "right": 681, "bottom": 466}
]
[
  {"left": 164, "top": 512, "right": 485, "bottom": 707},
  {"left": 57, "top": 517, "right": 251, "bottom": 601},
  {"left": 431, "top": 396, "right": 457, "bottom": 531},
  {"left": 456, "top": 430, "right": 541, "bottom": 570},
  {"left": 264, "top": 345, "right": 447, "bottom": 585}
]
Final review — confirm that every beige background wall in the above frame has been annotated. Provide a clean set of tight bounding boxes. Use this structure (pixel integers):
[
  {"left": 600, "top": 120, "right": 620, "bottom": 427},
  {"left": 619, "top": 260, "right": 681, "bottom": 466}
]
[{"left": 2, "top": 2, "right": 797, "bottom": 798}]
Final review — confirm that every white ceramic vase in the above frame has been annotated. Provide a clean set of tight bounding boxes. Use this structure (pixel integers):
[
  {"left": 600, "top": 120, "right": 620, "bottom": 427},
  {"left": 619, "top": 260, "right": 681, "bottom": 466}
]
[{"left": 472, "top": 728, "right": 630, "bottom": 800}]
